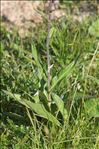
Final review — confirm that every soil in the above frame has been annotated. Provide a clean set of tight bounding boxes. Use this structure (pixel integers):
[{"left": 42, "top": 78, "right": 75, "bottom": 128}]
[{"left": 1, "top": 0, "right": 98, "bottom": 37}]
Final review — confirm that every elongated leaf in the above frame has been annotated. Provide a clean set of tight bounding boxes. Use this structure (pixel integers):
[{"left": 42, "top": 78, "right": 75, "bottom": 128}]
[
  {"left": 3, "top": 112, "right": 24, "bottom": 120},
  {"left": 52, "top": 93, "right": 68, "bottom": 120},
  {"left": 3, "top": 90, "right": 39, "bottom": 103},
  {"left": 31, "top": 44, "right": 43, "bottom": 79},
  {"left": 84, "top": 98, "right": 99, "bottom": 118},
  {"left": 39, "top": 91, "right": 50, "bottom": 111},
  {"left": 49, "top": 27, "right": 56, "bottom": 39},
  {"left": 32, "top": 43, "right": 39, "bottom": 65},
  {"left": 3, "top": 90, "right": 21, "bottom": 100},
  {"left": 3, "top": 90, "right": 60, "bottom": 126},
  {"left": 51, "top": 46, "right": 59, "bottom": 56},
  {"left": 51, "top": 61, "right": 75, "bottom": 91},
  {"left": 19, "top": 100, "right": 60, "bottom": 126},
  {"left": 32, "top": 43, "right": 47, "bottom": 81}
]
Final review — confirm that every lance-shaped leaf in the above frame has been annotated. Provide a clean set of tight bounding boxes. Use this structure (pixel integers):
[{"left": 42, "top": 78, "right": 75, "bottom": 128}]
[
  {"left": 19, "top": 100, "right": 60, "bottom": 126},
  {"left": 52, "top": 93, "right": 68, "bottom": 120},
  {"left": 32, "top": 43, "right": 39, "bottom": 65},
  {"left": 3, "top": 90, "right": 60, "bottom": 126},
  {"left": 51, "top": 61, "right": 75, "bottom": 91},
  {"left": 32, "top": 44, "right": 43, "bottom": 80}
]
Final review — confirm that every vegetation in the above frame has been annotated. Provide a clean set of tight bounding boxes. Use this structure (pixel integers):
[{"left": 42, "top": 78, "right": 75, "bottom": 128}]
[{"left": 0, "top": 3, "right": 99, "bottom": 149}]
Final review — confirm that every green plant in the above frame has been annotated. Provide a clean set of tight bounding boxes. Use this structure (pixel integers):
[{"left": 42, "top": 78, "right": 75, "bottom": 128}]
[
  {"left": 1, "top": 5, "right": 99, "bottom": 148},
  {"left": 2, "top": 1, "right": 76, "bottom": 127}
]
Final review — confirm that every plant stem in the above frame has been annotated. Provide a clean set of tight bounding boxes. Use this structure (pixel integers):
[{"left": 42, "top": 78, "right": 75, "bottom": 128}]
[{"left": 46, "top": 0, "right": 53, "bottom": 107}]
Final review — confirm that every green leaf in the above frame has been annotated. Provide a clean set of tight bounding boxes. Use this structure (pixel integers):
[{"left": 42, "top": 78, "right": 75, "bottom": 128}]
[
  {"left": 0, "top": 42, "right": 4, "bottom": 53},
  {"left": 3, "top": 90, "right": 21, "bottom": 100},
  {"left": 49, "top": 27, "right": 56, "bottom": 39},
  {"left": 32, "top": 44, "right": 46, "bottom": 80},
  {"left": 51, "top": 61, "right": 75, "bottom": 91},
  {"left": 4, "top": 112, "right": 24, "bottom": 120},
  {"left": 19, "top": 100, "right": 60, "bottom": 126},
  {"left": 52, "top": 93, "right": 68, "bottom": 120},
  {"left": 32, "top": 43, "right": 39, "bottom": 65},
  {"left": 51, "top": 45, "right": 59, "bottom": 56},
  {"left": 89, "top": 19, "right": 99, "bottom": 38},
  {"left": 3, "top": 90, "right": 60, "bottom": 126},
  {"left": 32, "top": 94, "right": 40, "bottom": 103},
  {"left": 84, "top": 98, "right": 99, "bottom": 118},
  {"left": 39, "top": 91, "right": 50, "bottom": 111}
]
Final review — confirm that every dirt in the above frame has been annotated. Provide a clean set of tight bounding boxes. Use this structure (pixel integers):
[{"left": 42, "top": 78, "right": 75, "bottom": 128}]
[{"left": 1, "top": 0, "right": 98, "bottom": 37}]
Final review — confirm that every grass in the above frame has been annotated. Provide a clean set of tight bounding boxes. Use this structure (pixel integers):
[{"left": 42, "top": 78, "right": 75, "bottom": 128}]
[{"left": 0, "top": 13, "right": 99, "bottom": 149}]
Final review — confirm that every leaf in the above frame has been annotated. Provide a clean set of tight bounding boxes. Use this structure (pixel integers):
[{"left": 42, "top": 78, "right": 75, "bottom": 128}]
[
  {"left": 51, "top": 45, "right": 59, "bottom": 56},
  {"left": 32, "top": 43, "right": 39, "bottom": 65},
  {"left": 49, "top": 27, "right": 56, "bottom": 39},
  {"left": 3, "top": 90, "right": 60, "bottom": 126},
  {"left": 89, "top": 19, "right": 99, "bottom": 38},
  {"left": 52, "top": 93, "right": 68, "bottom": 120},
  {"left": 0, "top": 42, "right": 4, "bottom": 53},
  {"left": 51, "top": 61, "right": 75, "bottom": 91},
  {"left": 32, "top": 43, "right": 47, "bottom": 81},
  {"left": 32, "top": 94, "right": 40, "bottom": 103},
  {"left": 19, "top": 100, "right": 60, "bottom": 126},
  {"left": 84, "top": 98, "right": 99, "bottom": 118},
  {"left": 3, "top": 90, "right": 21, "bottom": 100},
  {"left": 39, "top": 91, "right": 50, "bottom": 111},
  {"left": 3, "top": 112, "right": 24, "bottom": 120}
]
